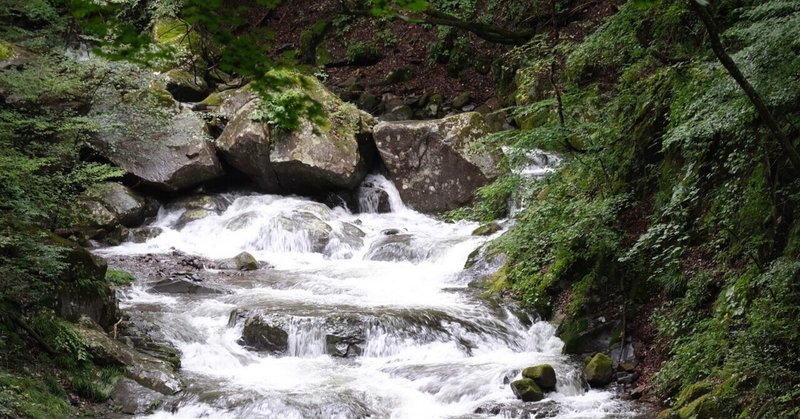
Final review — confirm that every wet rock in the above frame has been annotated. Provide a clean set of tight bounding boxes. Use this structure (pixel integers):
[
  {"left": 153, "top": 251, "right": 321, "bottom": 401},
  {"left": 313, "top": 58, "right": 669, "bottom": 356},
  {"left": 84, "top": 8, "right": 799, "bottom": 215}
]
[
  {"left": 77, "top": 322, "right": 182, "bottom": 395},
  {"left": 363, "top": 234, "right": 430, "bottom": 263},
  {"left": 109, "top": 378, "right": 165, "bottom": 415},
  {"left": 216, "top": 74, "right": 370, "bottom": 195},
  {"left": 584, "top": 353, "right": 613, "bottom": 387},
  {"left": 474, "top": 400, "right": 558, "bottom": 417},
  {"left": 240, "top": 316, "right": 289, "bottom": 353},
  {"left": 224, "top": 211, "right": 259, "bottom": 231},
  {"left": 90, "top": 105, "right": 224, "bottom": 192},
  {"left": 117, "top": 317, "right": 181, "bottom": 370},
  {"left": 373, "top": 112, "right": 503, "bottom": 213},
  {"left": 168, "top": 194, "right": 231, "bottom": 229},
  {"left": 522, "top": 364, "right": 557, "bottom": 391},
  {"left": 128, "top": 227, "right": 163, "bottom": 243},
  {"left": 471, "top": 222, "right": 502, "bottom": 236},
  {"left": 510, "top": 378, "right": 544, "bottom": 402},
  {"left": 357, "top": 186, "right": 391, "bottom": 213},
  {"left": 148, "top": 278, "right": 222, "bottom": 294},
  {"left": 217, "top": 251, "right": 259, "bottom": 271},
  {"left": 325, "top": 335, "right": 363, "bottom": 358}
]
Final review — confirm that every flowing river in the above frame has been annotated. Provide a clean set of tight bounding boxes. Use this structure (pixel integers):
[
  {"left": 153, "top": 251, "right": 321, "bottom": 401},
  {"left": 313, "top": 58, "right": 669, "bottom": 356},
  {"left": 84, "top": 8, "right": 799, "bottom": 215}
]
[{"left": 98, "top": 175, "right": 650, "bottom": 418}]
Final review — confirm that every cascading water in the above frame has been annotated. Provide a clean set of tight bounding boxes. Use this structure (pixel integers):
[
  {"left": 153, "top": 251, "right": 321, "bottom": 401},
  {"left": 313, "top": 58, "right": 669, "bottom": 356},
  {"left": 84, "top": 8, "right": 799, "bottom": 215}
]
[{"left": 98, "top": 175, "right": 650, "bottom": 418}]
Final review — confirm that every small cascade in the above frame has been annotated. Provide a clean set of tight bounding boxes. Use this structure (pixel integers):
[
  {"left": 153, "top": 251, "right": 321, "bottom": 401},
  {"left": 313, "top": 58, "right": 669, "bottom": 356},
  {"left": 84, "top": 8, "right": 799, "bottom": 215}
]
[{"left": 100, "top": 174, "right": 649, "bottom": 419}]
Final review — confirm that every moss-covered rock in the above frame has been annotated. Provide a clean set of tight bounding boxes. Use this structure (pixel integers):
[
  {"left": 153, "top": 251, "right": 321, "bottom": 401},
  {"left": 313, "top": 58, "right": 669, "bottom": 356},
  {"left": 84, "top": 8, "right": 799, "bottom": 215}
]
[
  {"left": 472, "top": 222, "right": 502, "bottom": 236},
  {"left": 217, "top": 251, "right": 259, "bottom": 271},
  {"left": 674, "top": 381, "right": 713, "bottom": 410},
  {"left": 584, "top": 353, "right": 613, "bottom": 387},
  {"left": 677, "top": 394, "right": 721, "bottom": 419},
  {"left": 0, "top": 40, "right": 16, "bottom": 61},
  {"left": 215, "top": 73, "right": 370, "bottom": 195},
  {"left": 521, "top": 364, "right": 557, "bottom": 391},
  {"left": 510, "top": 378, "right": 544, "bottom": 402},
  {"left": 240, "top": 316, "right": 289, "bottom": 353}
]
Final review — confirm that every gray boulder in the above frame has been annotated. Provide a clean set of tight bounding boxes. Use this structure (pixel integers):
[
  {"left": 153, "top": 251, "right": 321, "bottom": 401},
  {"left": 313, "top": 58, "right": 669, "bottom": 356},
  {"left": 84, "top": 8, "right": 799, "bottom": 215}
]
[
  {"left": 215, "top": 75, "right": 371, "bottom": 194},
  {"left": 82, "top": 183, "right": 147, "bottom": 228},
  {"left": 109, "top": 378, "right": 165, "bottom": 415},
  {"left": 90, "top": 88, "right": 224, "bottom": 192},
  {"left": 363, "top": 234, "right": 429, "bottom": 263},
  {"left": 373, "top": 112, "right": 503, "bottom": 213},
  {"left": 216, "top": 251, "right": 259, "bottom": 271},
  {"left": 77, "top": 322, "right": 182, "bottom": 395},
  {"left": 240, "top": 316, "right": 289, "bottom": 353}
]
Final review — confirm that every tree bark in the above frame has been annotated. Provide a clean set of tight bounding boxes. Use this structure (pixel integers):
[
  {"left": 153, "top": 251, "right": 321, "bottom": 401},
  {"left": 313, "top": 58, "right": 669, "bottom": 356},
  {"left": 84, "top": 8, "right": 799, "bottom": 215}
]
[{"left": 689, "top": 0, "right": 800, "bottom": 174}]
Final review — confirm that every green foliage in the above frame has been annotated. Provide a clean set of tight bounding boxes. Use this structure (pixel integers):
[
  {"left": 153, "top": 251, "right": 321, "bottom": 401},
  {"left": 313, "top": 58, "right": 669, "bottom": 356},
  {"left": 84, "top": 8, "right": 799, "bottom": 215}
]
[
  {"left": 0, "top": 372, "right": 71, "bottom": 419},
  {"left": 106, "top": 269, "right": 135, "bottom": 286},
  {"left": 345, "top": 41, "right": 381, "bottom": 64},
  {"left": 70, "top": 367, "right": 123, "bottom": 402}
]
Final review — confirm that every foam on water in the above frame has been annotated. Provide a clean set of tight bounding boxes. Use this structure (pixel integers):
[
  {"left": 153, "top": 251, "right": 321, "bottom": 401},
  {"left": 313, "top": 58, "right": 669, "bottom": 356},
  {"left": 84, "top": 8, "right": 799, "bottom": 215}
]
[{"left": 102, "top": 175, "right": 647, "bottom": 418}]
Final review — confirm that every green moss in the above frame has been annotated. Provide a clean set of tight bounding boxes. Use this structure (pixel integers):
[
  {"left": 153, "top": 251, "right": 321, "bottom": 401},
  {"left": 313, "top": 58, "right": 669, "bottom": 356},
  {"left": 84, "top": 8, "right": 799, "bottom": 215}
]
[
  {"left": 106, "top": 269, "right": 135, "bottom": 286},
  {"left": 70, "top": 367, "right": 123, "bottom": 402},
  {"left": 674, "top": 381, "right": 713, "bottom": 410},
  {"left": 0, "top": 41, "right": 15, "bottom": 61},
  {"left": 0, "top": 372, "right": 71, "bottom": 418},
  {"left": 153, "top": 18, "right": 191, "bottom": 47},
  {"left": 584, "top": 353, "right": 613, "bottom": 387},
  {"left": 521, "top": 364, "right": 557, "bottom": 390}
]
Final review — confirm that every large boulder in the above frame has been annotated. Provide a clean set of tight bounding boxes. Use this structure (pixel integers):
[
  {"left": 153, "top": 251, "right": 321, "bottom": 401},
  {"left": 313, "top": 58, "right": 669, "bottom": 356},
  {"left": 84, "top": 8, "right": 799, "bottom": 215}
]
[
  {"left": 240, "top": 316, "right": 289, "bottom": 353},
  {"left": 90, "top": 82, "right": 224, "bottom": 191},
  {"left": 77, "top": 322, "right": 182, "bottom": 395},
  {"left": 81, "top": 183, "right": 148, "bottom": 228},
  {"left": 510, "top": 378, "right": 544, "bottom": 402},
  {"left": 584, "top": 353, "right": 613, "bottom": 387},
  {"left": 521, "top": 364, "right": 557, "bottom": 391},
  {"left": 373, "top": 112, "right": 503, "bottom": 213},
  {"left": 215, "top": 74, "right": 372, "bottom": 195}
]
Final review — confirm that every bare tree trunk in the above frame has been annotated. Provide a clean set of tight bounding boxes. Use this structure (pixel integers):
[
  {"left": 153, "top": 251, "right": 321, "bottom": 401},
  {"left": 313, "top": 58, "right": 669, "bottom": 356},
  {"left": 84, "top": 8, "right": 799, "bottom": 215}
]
[{"left": 689, "top": 0, "right": 800, "bottom": 174}]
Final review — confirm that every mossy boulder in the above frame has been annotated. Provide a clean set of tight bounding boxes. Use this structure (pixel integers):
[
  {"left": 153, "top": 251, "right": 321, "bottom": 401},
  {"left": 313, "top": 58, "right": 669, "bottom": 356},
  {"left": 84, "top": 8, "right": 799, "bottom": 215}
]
[
  {"left": 584, "top": 353, "right": 613, "bottom": 387},
  {"left": 217, "top": 251, "right": 259, "bottom": 271},
  {"left": 215, "top": 74, "right": 371, "bottom": 195},
  {"left": 521, "top": 364, "right": 557, "bottom": 391},
  {"left": 373, "top": 112, "right": 503, "bottom": 213},
  {"left": 510, "top": 378, "right": 544, "bottom": 402},
  {"left": 0, "top": 40, "right": 15, "bottom": 61},
  {"left": 472, "top": 222, "right": 502, "bottom": 236},
  {"left": 674, "top": 381, "right": 713, "bottom": 410},
  {"left": 677, "top": 394, "right": 721, "bottom": 419}
]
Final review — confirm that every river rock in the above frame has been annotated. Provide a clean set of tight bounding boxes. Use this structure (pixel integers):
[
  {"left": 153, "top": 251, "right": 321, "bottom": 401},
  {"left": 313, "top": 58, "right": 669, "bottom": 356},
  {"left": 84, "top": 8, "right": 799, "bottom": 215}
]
[
  {"left": 216, "top": 251, "right": 259, "bottom": 271},
  {"left": 357, "top": 183, "right": 391, "bottom": 213},
  {"left": 76, "top": 322, "right": 182, "bottom": 395},
  {"left": 168, "top": 194, "right": 232, "bottom": 229},
  {"left": 373, "top": 112, "right": 503, "bottom": 213},
  {"left": 510, "top": 378, "right": 544, "bottom": 402},
  {"left": 90, "top": 88, "right": 224, "bottom": 191},
  {"left": 363, "top": 234, "right": 430, "bottom": 263},
  {"left": 240, "top": 316, "right": 289, "bottom": 353},
  {"left": 521, "top": 364, "right": 557, "bottom": 391},
  {"left": 584, "top": 353, "right": 613, "bottom": 387},
  {"left": 471, "top": 222, "right": 502, "bottom": 236},
  {"left": 109, "top": 378, "right": 165, "bottom": 415},
  {"left": 128, "top": 227, "right": 163, "bottom": 243},
  {"left": 215, "top": 74, "right": 370, "bottom": 194},
  {"left": 148, "top": 279, "right": 222, "bottom": 295}
]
